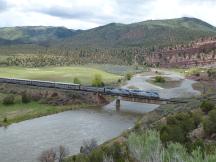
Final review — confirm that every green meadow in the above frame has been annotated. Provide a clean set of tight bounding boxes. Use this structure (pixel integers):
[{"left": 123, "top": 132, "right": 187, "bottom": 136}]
[{"left": 0, "top": 66, "right": 122, "bottom": 85}]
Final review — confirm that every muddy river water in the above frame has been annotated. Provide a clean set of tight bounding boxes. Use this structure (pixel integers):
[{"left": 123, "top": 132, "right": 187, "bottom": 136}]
[{"left": 0, "top": 70, "right": 200, "bottom": 162}]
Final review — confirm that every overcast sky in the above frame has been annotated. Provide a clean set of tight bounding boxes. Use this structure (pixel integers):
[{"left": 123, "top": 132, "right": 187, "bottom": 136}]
[{"left": 0, "top": 0, "right": 215, "bottom": 29}]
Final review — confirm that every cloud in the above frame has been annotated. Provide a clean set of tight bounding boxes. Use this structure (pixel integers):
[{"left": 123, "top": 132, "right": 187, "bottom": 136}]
[
  {"left": 115, "top": 0, "right": 153, "bottom": 13},
  {"left": 36, "top": 7, "right": 116, "bottom": 24},
  {"left": 0, "top": 0, "right": 215, "bottom": 29},
  {"left": 25, "top": 0, "right": 154, "bottom": 24},
  {"left": 179, "top": 0, "right": 216, "bottom": 3},
  {"left": 0, "top": 0, "right": 7, "bottom": 12},
  {"left": 37, "top": 6, "right": 94, "bottom": 20}
]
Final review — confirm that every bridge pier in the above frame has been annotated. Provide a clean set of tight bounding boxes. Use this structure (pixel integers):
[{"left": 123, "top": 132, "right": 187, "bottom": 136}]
[{"left": 116, "top": 98, "right": 120, "bottom": 111}]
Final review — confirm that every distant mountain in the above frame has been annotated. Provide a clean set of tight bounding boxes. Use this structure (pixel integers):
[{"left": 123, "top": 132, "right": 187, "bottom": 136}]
[
  {"left": 61, "top": 17, "right": 216, "bottom": 48},
  {"left": 0, "top": 17, "right": 215, "bottom": 48},
  {"left": 0, "top": 26, "right": 79, "bottom": 45}
]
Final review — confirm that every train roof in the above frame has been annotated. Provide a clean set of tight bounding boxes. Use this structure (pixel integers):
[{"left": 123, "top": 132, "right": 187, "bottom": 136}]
[{"left": 0, "top": 77, "right": 80, "bottom": 86}]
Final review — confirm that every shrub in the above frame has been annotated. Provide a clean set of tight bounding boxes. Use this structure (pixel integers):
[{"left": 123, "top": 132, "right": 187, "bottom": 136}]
[
  {"left": 205, "top": 144, "right": 216, "bottom": 154},
  {"left": 80, "top": 139, "right": 98, "bottom": 155},
  {"left": 160, "top": 126, "right": 170, "bottom": 143},
  {"left": 38, "top": 145, "right": 69, "bottom": 162},
  {"left": 164, "top": 143, "right": 189, "bottom": 162},
  {"left": 207, "top": 69, "right": 216, "bottom": 79},
  {"left": 203, "top": 109, "right": 216, "bottom": 135},
  {"left": 192, "top": 111, "right": 202, "bottom": 128},
  {"left": 125, "top": 73, "right": 132, "bottom": 80},
  {"left": 92, "top": 74, "right": 104, "bottom": 87},
  {"left": 117, "top": 79, "right": 122, "bottom": 83},
  {"left": 74, "top": 77, "right": 81, "bottom": 84},
  {"left": 189, "top": 139, "right": 205, "bottom": 154},
  {"left": 160, "top": 125, "right": 186, "bottom": 144},
  {"left": 103, "top": 155, "right": 114, "bottom": 162},
  {"left": 38, "top": 148, "right": 56, "bottom": 162},
  {"left": 128, "top": 130, "right": 216, "bottom": 162},
  {"left": 3, "top": 95, "right": 15, "bottom": 105},
  {"left": 154, "top": 76, "right": 165, "bottom": 83},
  {"left": 51, "top": 92, "right": 58, "bottom": 98},
  {"left": 167, "top": 112, "right": 196, "bottom": 132},
  {"left": 108, "top": 142, "right": 125, "bottom": 162},
  {"left": 31, "top": 93, "right": 42, "bottom": 101},
  {"left": 200, "top": 100, "right": 215, "bottom": 114},
  {"left": 89, "top": 149, "right": 103, "bottom": 162},
  {"left": 3, "top": 117, "right": 7, "bottom": 123},
  {"left": 21, "top": 92, "right": 31, "bottom": 103},
  {"left": 160, "top": 112, "right": 197, "bottom": 144},
  {"left": 128, "top": 130, "right": 163, "bottom": 162}
]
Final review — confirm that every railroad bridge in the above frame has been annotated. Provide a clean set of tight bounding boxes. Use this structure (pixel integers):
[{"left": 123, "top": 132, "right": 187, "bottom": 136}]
[
  {"left": 95, "top": 92, "right": 169, "bottom": 109},
  {"left": 0, "top": 78, "right": 183, "bottom": 110}
]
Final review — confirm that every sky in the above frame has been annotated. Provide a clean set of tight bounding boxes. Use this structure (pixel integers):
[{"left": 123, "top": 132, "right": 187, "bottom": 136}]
[{"left": 0, "top": 0, "right": 215, "bottom": 29}]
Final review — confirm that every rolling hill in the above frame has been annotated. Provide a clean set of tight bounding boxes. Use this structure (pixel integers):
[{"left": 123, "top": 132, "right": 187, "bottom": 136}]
[
  {"left": 0, "top": 17, "right": 215, "bottom": 48},
  {"left": 0, "top": 26, "right": 79, "bottom": 45},
  {"left": 61, "top": 17, "right": 216, "bottom": 48}
]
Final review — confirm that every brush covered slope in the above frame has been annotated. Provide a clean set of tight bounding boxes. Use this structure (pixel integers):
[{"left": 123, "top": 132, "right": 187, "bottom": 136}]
[
  {"left": 0, "top": 17, "right": 215, "bottom": 48},
  {"left": 0, "top": 26, "right": 79, "bottom": 45},
  {"left": 62, "top": 17, "right": 216, "bottom": 48}
]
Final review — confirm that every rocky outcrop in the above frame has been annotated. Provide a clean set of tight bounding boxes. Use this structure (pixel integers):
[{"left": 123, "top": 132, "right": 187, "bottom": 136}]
[
  {"left": 145, "top": 37, "right": 216, "bottom": 68},
  {"left": 189, "top": 127, "right": 205, "bottom": 142}
]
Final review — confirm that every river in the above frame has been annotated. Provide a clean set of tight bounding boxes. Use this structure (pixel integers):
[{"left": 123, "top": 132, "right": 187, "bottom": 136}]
[
  {"left": 122, "top": 69, "right": 200, "bottom": 99},
  {"left": 0, "top": 69, "right": 200, "bottom": 162},
  {"left": 0, "top": 109, "right": 137, "bottom": 162}
]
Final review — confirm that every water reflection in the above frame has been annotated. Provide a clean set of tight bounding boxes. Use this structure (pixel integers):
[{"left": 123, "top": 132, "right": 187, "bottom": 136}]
[{"left": 103, "top": 100, "right": 158, "bottom": 114}]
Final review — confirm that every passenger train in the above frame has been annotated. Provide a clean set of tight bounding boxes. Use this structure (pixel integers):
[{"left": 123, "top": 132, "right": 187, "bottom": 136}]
[{"left": 0, "top": 78, "right": 160, "bottom": 99}]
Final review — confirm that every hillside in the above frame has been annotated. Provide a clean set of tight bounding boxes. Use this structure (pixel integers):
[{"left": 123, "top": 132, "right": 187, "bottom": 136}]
[
  {"left": 61, "top": 17, "right": 216, "bottom": 48},
  {"left": 0, "top": 26, "right": 79, "bottom": 45},
  {"left": 0, "top": 17, "right": 215, "bottom": 48}
]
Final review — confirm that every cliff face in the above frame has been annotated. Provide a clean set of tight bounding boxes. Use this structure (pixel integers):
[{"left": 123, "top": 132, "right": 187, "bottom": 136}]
[{"left": 145, "top": 37, "right": 216, "bottom": 68}]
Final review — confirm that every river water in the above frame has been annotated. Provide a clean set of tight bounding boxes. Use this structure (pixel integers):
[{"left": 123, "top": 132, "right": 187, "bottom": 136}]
[
  {"left": 0, "top": 109, "right": 136, "bottom": 162},
  {"left": 0, "top": 70, "right": 200, "bottom": 162},
  {"left": 123, "top": 69, "right": 201, "bottom": 99}
]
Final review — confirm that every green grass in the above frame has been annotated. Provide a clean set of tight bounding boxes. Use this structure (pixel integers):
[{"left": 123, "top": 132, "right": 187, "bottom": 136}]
[
  {"left": 0, "top": 66, "right": 122, "bottom": 85},
  {"left": 170, "top": 67, "right": 211, "bottom": 76},
  {"left": 154, "top": 76, "right": 166, "bottom": 83},
  {"left": 0, "top": 93, "right": 92, "bottom": 126}
]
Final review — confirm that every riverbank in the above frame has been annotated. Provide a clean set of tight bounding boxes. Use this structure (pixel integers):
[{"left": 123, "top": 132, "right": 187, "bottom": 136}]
[
  {"left": 0, "top": 83, "right": 110, "bottom": 127},
  {"left": 0, "top": 102, "right": 97, "bottom": 127}
]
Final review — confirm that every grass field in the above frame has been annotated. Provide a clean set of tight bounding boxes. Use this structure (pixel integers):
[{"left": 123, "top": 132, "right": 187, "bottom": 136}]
[
  {"left": 0, "top": 66, "right": 122, "bottom": 85},
  {"left": 170, "top": 67, "right": 213, "bottom": 76}
]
